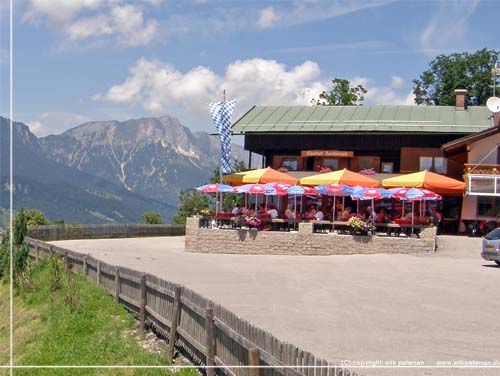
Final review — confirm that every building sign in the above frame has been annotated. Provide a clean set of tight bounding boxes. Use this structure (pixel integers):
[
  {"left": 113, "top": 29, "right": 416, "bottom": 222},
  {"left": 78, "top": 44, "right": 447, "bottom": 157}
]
[{"left": 300, "top": 150, "right": 354, "bottom": 158}]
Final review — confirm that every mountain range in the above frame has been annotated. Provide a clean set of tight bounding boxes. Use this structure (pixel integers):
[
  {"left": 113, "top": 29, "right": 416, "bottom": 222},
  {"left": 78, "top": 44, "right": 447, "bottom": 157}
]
[{"left": 0, "top": 116, "right": 252, "bottom": 224}]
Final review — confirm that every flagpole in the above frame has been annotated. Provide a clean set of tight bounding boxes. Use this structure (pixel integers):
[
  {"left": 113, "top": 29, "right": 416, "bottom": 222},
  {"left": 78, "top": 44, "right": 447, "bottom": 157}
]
[{"left": 218, "top": 90, "right": 226, "bottom": 213}]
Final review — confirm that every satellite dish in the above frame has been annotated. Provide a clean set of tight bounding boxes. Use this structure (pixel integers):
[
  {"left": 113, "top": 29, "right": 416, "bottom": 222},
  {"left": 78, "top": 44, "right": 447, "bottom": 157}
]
[{"left": 486, "top": 96, "right": 500, "bottom": 113}]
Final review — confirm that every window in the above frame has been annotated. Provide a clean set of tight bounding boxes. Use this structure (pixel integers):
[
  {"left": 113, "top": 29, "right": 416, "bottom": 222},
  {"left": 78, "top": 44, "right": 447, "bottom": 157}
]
[
  {"left": 381, "top": 162, "right": 393, "bottom": 173},
  {"left": 434, "top": 157, "right": 447, "bottom": 174},
  {"left": 419, "top": 157, "right": 433, "bottom": 171},
  {"left": 419, "top": 156, "right": 447, "bottom": 173},
  {"left": 477, "top": 197, "right": 500, "bottom": 217},
  {"left": 282, "top": 159, "right": 298, "bottom": 171},
  {"left": 322, "top": 158, "right": 339, "bottom": 170}
]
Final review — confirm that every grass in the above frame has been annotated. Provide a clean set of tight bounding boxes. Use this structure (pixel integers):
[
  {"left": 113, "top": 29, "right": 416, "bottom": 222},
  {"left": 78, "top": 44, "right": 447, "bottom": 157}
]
[{"left": 0, "top": 258, "right": 198, "bottom": 376}]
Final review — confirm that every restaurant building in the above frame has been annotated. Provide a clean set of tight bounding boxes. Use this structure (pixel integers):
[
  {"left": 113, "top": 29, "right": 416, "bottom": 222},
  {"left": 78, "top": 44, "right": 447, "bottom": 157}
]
[
  {"left": 442, "top": 111, "right": 500, "bottom": 231},
  {"left": 232, "top": 89, "right": 497, "bottom": 232}
]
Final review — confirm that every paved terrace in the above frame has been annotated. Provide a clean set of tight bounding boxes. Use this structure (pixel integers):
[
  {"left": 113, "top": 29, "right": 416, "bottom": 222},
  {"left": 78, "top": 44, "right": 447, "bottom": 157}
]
[{"left": 51, "top": 236, "right": 500, "bottom": 376}]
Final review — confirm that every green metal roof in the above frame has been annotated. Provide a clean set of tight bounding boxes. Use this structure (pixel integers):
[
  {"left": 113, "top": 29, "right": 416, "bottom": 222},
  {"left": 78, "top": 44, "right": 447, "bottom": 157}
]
[{"left": 232, "top": 105, "right": 493, "bottom": 134}]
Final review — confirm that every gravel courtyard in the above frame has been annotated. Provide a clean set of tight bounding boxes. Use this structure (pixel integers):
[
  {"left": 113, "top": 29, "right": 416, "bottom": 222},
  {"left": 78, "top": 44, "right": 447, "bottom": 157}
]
[{"left": 51, "top": 235, "right": 500, "bottom": 376}]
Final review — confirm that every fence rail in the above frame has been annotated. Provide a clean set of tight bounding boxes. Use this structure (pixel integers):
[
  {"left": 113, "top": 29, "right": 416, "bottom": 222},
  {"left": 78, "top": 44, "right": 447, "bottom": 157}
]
[
  {"left": 10, "top": 230, "right": 357, "bottom": 376},
  {"left": 27, "top": 224, "right": 186, "bottom": 241}
]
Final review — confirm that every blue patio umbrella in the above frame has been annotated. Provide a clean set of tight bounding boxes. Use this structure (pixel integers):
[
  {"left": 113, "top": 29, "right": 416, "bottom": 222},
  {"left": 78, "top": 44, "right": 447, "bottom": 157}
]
[
  {"left": 196, "top": 183, "right": 235, "bottom": 193},
  {"left": 314, "top": 184, "right": 354, "bottom": 220}
]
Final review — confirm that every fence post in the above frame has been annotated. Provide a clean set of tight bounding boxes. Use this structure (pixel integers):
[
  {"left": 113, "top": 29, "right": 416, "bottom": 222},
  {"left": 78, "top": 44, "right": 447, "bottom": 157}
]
[
  {"left": 96, "top": 261, "right": 101, "bottom": 285},
  {"left": 140, "top": 273, "right": 147, "bottom": 332},
  {"left": 205, "top": 306, "right": 215, "bottom": 376},
  {"left": 248, "top": 348, "right": 260, "bottom": 376},
  {"left": 83, "top": 257, "right": 88, "bottom": 276},
  {"left": 115, "top": 268, "right": 120, "bottom": 303},
  {"left": 167, "top": 285, "right": 182, "bottom": 362}
]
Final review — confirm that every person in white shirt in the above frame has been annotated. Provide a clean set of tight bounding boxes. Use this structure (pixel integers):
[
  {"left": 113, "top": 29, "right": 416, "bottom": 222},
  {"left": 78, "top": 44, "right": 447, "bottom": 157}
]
[
  {"left": 266, "top": 204, "right": 279, "bottom": 219},
  {"left": 231, "top": 204, "right": 240, "bottom": 216},
  {"left": 285, "top": 204, "right": 295, "bottom": 220},
  {"left": 314, "top": 207, "right": 324, "bottom": 220}
]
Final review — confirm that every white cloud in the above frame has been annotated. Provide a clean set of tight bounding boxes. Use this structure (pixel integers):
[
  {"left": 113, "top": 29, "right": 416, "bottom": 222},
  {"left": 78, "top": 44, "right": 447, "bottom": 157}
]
[
  {"left": 276, "top": 0, "right": 394, "bottom": 28},
  {"left": 352, "top": 76, "right": 414, "bottom": 105},
  {"left": 110, "top": 5, "right": 159, "bottom": 46},
  {"left": 391, "top": 75, "right": 404, "bottom": 88},
  {"left": 24, "top": 1, "right": 159, "bottom": 47},
  {"left": 26, "top": 112, "right": 91, "bottom": 136},
  {"left": 419, "top": 0, "right": 479, "bottom": 54},
  {"left": 24, "top": 0, "right": 104, "bottom": 23},
  {"left": 27, "top": 121, "right": 48, "bottom": 136},
  {"left": 64, "top": 14, "right": 112, "bottom": 41},
  {"left": 93, "top": 58, "right": 328, "bottom": 120},
  {"left": 257, "top": 6, "right": 281, "bottom": 29}
]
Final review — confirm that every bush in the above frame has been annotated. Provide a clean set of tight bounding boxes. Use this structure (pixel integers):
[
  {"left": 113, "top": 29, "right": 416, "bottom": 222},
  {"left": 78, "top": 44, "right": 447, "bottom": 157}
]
[
  {"left": 0, "top": 209, "right": 31, "bottom": 284},
  {"left": 24, "top": 209, "right": 50, "bottom": 226},
  {"left": 140, "top": 212, "right": 164, "bottom": 225}
]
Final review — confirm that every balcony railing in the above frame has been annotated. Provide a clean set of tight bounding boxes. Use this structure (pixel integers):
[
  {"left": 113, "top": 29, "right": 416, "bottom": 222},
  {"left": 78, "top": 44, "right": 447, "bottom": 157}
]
[{"left": 464, "top": 163, "right": 500, "bottom": 175}]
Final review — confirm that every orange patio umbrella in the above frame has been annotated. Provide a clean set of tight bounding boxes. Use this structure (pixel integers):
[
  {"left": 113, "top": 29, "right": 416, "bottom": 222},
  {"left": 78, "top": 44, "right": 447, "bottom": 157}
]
[
  {"left": 299, "top": 169, "right": 379, "bottom": 187},
  {"left": 223, "top": 167, "right": 298, "bottom": 185},
  {"left": 381, "top": 170, "right": 465, "bottom": 195}
]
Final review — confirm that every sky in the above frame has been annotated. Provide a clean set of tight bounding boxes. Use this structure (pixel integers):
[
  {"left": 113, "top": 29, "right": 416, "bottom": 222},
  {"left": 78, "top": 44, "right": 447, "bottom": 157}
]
[{"left": 0, "top": 0, "right": 499, "bottom": 138}]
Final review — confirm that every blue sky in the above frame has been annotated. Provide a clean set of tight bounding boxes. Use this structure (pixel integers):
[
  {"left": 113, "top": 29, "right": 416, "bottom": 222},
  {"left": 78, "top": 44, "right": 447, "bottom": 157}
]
[{"left": 1, "top": 0, "right": 499, "bottom": 137}]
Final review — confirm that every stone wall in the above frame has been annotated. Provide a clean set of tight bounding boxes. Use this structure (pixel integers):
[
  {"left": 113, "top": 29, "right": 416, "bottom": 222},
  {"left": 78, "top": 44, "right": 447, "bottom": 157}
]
[{"left": 185, "top": 217, "right": 437, "bottom": 255}]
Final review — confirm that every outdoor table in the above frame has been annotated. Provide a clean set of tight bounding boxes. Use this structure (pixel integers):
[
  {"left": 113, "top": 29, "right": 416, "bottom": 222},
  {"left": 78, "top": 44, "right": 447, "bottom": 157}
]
[
  {"left": 270, "top": 218, "right": 288, "bottom": 231},
  {"left": 378, "top": 223, "right": 429, "bottom": 237},
  {"left": 312, "top": 220, "right": 333, "bottom": 233},
  {"left": 332, "top": 221, "right": 349, "bottom": 234},
  {"left": 215, "top": 213, "right": 234, "bottom": 228}
]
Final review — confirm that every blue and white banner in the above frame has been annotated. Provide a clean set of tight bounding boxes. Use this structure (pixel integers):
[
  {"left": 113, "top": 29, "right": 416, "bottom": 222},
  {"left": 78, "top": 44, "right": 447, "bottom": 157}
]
[{"left": 209, "top": 99, "right": 236, "bottom": 174}]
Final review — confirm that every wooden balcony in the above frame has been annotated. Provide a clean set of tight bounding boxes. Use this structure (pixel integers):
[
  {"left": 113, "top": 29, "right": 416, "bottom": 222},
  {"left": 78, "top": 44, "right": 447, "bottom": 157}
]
[{"left": 464, "top": 164, "right": 500, "bottom": 175}]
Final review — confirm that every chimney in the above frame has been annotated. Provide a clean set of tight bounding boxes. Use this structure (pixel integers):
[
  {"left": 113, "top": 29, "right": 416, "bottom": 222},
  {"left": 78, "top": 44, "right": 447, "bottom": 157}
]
[{"left": 455, "top": 88, "right": 468, "bottom": 110}]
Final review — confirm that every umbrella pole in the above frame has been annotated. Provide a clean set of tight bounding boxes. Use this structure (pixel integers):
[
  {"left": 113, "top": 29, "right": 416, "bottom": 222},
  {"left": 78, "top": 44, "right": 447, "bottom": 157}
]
[
  {"left": 372, "top": 198, "right": 375, "bottom": 226},
  {"left": 333, "top": 194, "right": 336, "bottom": 221},
  {"left": 294, "top": 195, "right": 297, "bottom": 230},
  {"left": 412, "top": 200, "right": 414, "bottom": 235}
]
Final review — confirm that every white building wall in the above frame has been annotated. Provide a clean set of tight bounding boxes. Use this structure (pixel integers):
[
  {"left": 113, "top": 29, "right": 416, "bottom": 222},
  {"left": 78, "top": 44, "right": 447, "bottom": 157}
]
[
  {"left": 468, "top": 134, "right": 500, "bottom": 165},
  {"left": 461, "top": 196, "right": 477, "bottom": 220}
]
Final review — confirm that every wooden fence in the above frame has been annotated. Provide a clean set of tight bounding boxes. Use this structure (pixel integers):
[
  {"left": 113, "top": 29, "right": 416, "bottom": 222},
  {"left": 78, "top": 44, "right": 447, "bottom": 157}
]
[
  {"left": 27, "top": 224, "right": 186, "bottom": 241},
  {"left": 18, "top": 234, "right": 358, "bottom": 376}
]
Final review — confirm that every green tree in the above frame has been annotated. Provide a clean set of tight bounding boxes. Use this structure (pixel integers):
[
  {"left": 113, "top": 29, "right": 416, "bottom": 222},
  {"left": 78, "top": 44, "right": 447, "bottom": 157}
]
[
  {"left": 140, "top": 212, "right": 164, "bottom": 225},
  {"left": 173, "top": 160, "right": 247, "bottom": 224},
  {"left": 173, "top": 190, "right": 212, "bottom": 225},
  {"left": 311, "top": 78, "right": 367, "bottom": 106},
  {"left": 0, "top": 209, "right": 30, "bottom": 284},
  {"left": 413, "top": 49, "right": 500, "bottom": 106},
  {"left": 210, "top": 160, "right": 245, "bottom": 212},
  {"left": 24, "top": 209, "right": 50, "bottom": 226}
]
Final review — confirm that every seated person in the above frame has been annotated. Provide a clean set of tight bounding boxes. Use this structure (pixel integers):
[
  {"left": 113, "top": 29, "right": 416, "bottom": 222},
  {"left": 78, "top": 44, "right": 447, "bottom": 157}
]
[
  {"left": 376, "top": 208, "right": 391, "bottom": 224},
  {"left": 314, "top": 207, "right": 324, "bottom": 220},
  {"left": 246, "top": 207, "right": 255, "bottom": 217},
  {"left": 304, "top": 205, "right": 316, "bottom": 220},
  {"left": 341, "top": 207, "right": 353, "bottom": 220},
  {"left": 365, "top": 206, "right": 377, "bottom": 223},
  {"left": 256, "top": 204, "right": 265, "bottom": 215},
  {"left": 231, "top": 204, "right": 241, "bottom": 216},
  {"left": 285, "top": 205, "right": 296, "bottom": 220},
  {"left": 266, "top": 204, "right": 279, "bottom": 219}
]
